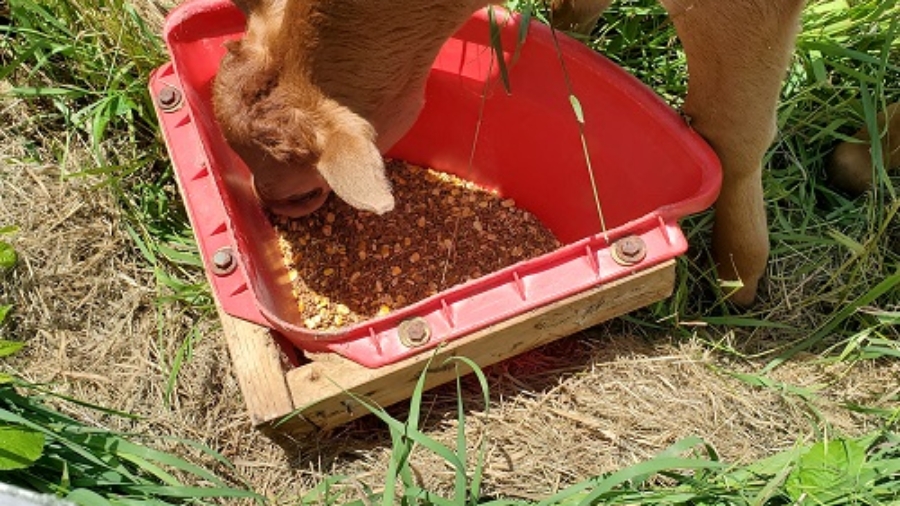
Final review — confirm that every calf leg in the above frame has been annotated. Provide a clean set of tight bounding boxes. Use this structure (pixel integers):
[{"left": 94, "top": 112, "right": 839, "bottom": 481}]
[
  {"left": 827, "top": 102, "right": 900, "bottom": 195},
  {"left": 660, "top": 0, "right": 804, "bottom": 305}
]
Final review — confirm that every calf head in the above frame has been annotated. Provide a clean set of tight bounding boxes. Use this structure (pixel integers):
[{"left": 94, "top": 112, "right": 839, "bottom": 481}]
[
  {"left": 213, "top": 38, "right": 394, "bottom": 218},
  {"left": 214, "top": 0, "right": 495, "bottom": 217}
]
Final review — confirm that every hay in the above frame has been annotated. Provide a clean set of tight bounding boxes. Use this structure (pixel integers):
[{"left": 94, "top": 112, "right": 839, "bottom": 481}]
[{"left": 295, "top": 333, "right": 895, "bottom": 500}]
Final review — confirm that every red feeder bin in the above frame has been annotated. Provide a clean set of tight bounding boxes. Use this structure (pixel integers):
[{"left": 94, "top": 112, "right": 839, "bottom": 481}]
[{"left": 149, "top": 0, "right": 721, "bottom": 368}]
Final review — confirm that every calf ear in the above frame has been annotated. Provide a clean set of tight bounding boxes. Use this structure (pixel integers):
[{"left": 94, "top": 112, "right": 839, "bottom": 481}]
[{"left": 317, "top": 104, "right": 395, "bottom": 215}]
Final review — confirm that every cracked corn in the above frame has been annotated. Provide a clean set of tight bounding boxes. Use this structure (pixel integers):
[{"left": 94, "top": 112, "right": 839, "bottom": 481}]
[{"left": 272, "top": 160, "right": 561, "bottom": 330}]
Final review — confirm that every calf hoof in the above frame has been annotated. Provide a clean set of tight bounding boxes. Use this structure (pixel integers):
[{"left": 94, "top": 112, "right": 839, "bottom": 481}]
[
  {"left": 725, "top": 279, "right": 759, "bottom": 307},
  {"left": 716, "top": 252, "right": 769, "bottom": 308}
]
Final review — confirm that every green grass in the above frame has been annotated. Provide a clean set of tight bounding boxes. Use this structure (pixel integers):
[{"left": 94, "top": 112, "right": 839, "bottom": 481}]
[
  {"left": 1, "top": 0, "right": 899, "bottom": 504},
  {"left": 0, "top": 378, "right": 265, "bottom": 505}
]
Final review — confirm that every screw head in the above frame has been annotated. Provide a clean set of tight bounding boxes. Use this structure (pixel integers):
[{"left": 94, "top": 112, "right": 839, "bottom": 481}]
[
  {"left": 211, "top": 247, "right": 237, "bottom": 275},
  {"left": 398, "top": 317, "right": 431, "bottom": 348},
  {"left": 157, "top": 86, "right": 183, "bottom": 112},
  {"left": 611, "top": 236, "right": 647, "bottom": 266}
]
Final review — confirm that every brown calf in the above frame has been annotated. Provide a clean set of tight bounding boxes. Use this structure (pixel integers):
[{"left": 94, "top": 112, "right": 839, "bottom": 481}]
[{"left": 212, "top": 0, "right": 896, "bottom": 305}]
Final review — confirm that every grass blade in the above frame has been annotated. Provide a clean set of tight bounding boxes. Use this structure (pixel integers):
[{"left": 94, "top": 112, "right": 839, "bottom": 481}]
[{"left": 488, "top": 7, "right": 512, "bottom": 93}]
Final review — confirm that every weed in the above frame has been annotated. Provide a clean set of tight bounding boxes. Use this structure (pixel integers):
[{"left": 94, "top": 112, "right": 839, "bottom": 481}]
[{"left": 0, "top": 226, "right": 17, "bottom": 334}]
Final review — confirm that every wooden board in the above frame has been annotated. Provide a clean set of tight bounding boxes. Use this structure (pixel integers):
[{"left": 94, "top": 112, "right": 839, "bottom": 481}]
[{"left": 220, "top": 260, "right": 675, "bottom": 437}]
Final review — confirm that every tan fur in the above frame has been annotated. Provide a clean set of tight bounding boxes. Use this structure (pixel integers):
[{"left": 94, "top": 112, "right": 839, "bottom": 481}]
[
  {"left": 827, "top": 102, "right": 900, "bottom": 195},
  {"left": 659, "top": 0, "right": 805, "bottom": 305},
  {"left": 213, "top": 0, "right": 892, "bottom": 305},
  {"left": 550, "top": 0, "right": 612, "bottom": 33},
  {"left": 213, "top": 0, "right": 495, "bottom": 216}
]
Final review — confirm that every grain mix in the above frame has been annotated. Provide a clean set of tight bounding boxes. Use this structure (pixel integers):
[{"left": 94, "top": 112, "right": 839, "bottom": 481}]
[{"left": 272, "top": 160, "right": 562, "bottom": 330}]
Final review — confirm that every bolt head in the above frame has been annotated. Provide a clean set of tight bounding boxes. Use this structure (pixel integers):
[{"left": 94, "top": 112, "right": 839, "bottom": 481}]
[
  {"left": 211, "top": 247, "right": 236, "bottom": 275},
  {"left": 157, "top": 86, "right": 183, "bottom": 111},
  {"left": 619, "top": 238, "right": 642, "bottom": 256},
  {"left": 398, "top": 317, "right": 431, "bottom": 348},
  {"left": 612, "top": 236, "right": 647, "bottom": 265}
]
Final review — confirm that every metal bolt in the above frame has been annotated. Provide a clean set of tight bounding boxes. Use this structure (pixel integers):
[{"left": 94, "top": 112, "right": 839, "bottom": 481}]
[
  {"left": 211, "top": 247, "right": 237, "bottom": 275},
  {"left": 611, "top": 236, "right": 647, "bottom": 266},
  {"left": 157, "top": 86, "right": 183, "bottom": 112},
  {"left": 398, "top": 317, "right": 431, "bottom": 348}
]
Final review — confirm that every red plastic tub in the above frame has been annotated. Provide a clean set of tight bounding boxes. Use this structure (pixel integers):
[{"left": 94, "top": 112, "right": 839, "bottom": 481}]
[{"left": 150, "top": 0, "right": 721, "bottom": 368}]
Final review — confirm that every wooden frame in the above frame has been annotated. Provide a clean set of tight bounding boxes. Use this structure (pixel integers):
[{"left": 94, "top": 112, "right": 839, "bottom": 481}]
[{"left": 219, "top": 260, "right": 675, "bottom": 438}]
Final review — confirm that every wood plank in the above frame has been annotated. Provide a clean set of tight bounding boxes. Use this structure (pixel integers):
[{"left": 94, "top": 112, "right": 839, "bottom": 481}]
[
  {"left": 218, "top": 306, "right": 294, "bottom": 427},
  {"left": 281, "top": 260, "right": 675, "bottom": 433}
]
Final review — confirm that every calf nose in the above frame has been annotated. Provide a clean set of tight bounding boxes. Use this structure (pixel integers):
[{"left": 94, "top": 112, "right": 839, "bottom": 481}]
[
  {"left": 256, "top": 182, "right": 331, "bottom": 218},
  {"left": 286, "top": 187, "right": 325, "bottom": 206}
]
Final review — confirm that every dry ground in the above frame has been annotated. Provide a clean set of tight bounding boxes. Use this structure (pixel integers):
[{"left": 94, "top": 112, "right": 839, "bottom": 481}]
[{"left": 1, "top": 4, "right": 899, "bottom": 502}]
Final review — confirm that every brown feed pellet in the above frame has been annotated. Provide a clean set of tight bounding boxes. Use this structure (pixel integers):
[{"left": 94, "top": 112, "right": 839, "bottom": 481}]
[{"left": 272, "top": 160, "right": 562, "bottom": 331}]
